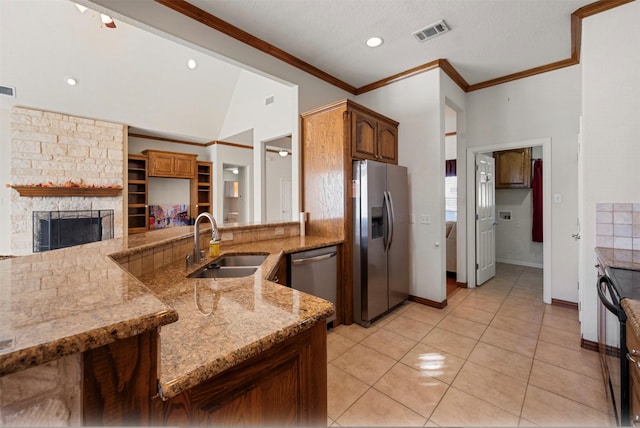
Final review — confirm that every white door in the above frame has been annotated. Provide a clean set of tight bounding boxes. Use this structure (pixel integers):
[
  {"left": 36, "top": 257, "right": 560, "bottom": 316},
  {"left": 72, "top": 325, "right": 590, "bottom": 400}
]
[
  {"left": 476, "top": 153, "right": 496, "bottom": 285},
  {"left": 280, "top": 178, "right": 292, "bottom": 221}
]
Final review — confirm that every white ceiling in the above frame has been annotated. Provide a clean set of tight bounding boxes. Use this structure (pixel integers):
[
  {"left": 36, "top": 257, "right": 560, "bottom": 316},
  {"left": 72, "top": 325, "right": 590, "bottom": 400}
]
[{"left": 183, "top": 0, "right": 594, "bottom": 89}]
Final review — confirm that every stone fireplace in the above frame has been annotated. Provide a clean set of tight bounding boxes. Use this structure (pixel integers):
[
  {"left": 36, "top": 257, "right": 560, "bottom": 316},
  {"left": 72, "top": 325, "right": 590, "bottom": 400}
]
[{"left": 10, "top": 107, "right": 124, "bottom": 255}]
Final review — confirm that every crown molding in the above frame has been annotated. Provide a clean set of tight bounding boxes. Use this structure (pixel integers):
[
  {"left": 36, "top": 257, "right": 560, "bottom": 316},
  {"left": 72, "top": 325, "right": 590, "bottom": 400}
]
[
  {"left": 128, "top": 132, "right": 208, "bottom": 147},
  {"left": 156, "top": 0, "right": 635, "bottom": 95}
]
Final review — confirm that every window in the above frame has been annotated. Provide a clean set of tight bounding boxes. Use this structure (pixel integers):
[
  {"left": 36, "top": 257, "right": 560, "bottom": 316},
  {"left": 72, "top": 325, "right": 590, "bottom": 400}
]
[{"left": 445, "top": 176, "right": 457, "bottom": 221}]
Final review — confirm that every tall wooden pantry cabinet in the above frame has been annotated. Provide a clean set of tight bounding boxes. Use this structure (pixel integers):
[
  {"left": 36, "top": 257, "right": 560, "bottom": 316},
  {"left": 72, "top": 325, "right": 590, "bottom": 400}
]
[{"left": 301, "top": 99, "right": 399, "bottom": 324}]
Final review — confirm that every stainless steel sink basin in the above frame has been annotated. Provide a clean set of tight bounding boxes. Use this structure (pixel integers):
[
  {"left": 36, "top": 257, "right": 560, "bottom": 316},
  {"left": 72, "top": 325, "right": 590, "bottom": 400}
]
[
  {"left": 188, "top": 253, "right": 268, "bottom": 279},
  {"left": 191, "top": 266, "right": 257, "bottom": 279},
  {"left": 213, "top": 254, "right": 267, "bottom": 267}
]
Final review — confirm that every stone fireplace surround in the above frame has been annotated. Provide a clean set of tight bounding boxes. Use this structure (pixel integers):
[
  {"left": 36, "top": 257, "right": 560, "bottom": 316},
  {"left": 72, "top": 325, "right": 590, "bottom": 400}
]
[{"left": 9, "top": 107, "right": 124, "bottom": 255}]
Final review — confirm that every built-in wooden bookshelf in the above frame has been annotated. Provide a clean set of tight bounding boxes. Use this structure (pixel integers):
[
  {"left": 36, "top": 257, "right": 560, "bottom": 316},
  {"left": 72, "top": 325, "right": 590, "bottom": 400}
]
[
  {"left": 190, "top": 161, "right": 213, "bottom": 218},
  {"left": 127, "top": 154, "right": 149, "bottom": 234}
]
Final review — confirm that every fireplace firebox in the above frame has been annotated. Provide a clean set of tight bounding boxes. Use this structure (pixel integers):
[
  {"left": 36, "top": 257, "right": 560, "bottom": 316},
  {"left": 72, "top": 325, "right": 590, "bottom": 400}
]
[{"left": 33, "top": 210, "right": 114, "bottom": 253}]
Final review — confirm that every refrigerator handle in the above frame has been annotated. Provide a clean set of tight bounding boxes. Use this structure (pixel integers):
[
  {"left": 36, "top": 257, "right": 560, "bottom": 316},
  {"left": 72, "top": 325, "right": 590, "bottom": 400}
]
[{"left": 384, "top": 191, "right": 395, "bottom": 252}]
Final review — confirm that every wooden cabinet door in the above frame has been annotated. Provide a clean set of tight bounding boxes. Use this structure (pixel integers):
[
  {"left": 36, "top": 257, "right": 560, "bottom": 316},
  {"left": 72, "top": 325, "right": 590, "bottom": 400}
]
[
  {"left": 149, "top": 152, "right": 175, "bottom": 177},
  {"left": 351, "top": 109, "right": 377, "bottom": 161},
  {"left": 154, "top": 321, "right": 327, "bottom": 426},
  {"left": 173, "top": 154, "right": 197, "bottom": 178},
  {"left": 377, "top": 120, "right": 398, "bottom": 164},
  {"left": 494, "top": 147, "right": 531, "bottom": 189}
]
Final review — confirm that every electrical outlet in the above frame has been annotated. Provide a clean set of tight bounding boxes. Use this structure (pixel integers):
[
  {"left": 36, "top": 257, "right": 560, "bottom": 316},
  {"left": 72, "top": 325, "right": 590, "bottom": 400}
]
[
  {"left": 274, "top": 227, "right": 284, "bottom": 236},
  {"left": 421, "top": 214, "right": 431, "bottom": 224}
]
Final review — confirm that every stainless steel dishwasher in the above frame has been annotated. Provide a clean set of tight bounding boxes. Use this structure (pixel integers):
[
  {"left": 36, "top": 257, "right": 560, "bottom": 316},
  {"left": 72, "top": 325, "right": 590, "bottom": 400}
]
[{"left": 289, "top": 245, "right": 337, "bottom": 323}]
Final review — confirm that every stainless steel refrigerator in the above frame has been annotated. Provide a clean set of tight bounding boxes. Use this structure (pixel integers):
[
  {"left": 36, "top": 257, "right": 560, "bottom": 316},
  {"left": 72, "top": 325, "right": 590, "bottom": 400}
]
[{"left": 353, "top": 160, "right": 409, "bottom": 327}]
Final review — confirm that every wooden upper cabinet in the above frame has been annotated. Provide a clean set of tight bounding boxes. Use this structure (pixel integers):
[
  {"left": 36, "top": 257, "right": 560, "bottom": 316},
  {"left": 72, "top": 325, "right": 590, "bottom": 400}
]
[
  {"left": 494, "top": 147, "right": 532, "bottom": 189},
  {"left": 351, "top": 110, "right": 377, "bottom": 160},
  {"left": 144, "top": 149, "right": 197, "bottom": 179},
  {"left": 349, "top": 105, "right": 398, "bottom": 164},
  {"left": 377, "top": 120, "right": 398, "bottom": 164}
]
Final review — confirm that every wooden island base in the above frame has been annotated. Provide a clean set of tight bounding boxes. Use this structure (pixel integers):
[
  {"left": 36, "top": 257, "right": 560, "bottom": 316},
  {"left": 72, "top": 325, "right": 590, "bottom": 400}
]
[{"left": 83, "top": 321, "right": 328, "bottom": 426}]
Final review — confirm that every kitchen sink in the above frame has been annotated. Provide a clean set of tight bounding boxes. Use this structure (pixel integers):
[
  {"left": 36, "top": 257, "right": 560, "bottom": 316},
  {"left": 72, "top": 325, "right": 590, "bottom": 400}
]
[
  {"left": 190, "top": 266, "right": 258, "bottom": 279},
  {"left": 188, "top": 253, "right": 268, "bottom": 279},
  {"left": 212, "top": 254, "right": 268, "bottom": 267}
]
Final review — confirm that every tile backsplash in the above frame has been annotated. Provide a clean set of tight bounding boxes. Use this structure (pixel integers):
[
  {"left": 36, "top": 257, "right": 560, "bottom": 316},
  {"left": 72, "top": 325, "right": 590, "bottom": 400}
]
[{"left": 596, "top": 203, "right": 640, "bottom": 250}]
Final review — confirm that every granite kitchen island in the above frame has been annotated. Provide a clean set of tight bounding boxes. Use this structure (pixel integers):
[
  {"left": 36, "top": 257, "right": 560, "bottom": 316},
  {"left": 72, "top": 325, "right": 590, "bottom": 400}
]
[{"left": 0, "top": 224, "right": 337, "bottom": 426}]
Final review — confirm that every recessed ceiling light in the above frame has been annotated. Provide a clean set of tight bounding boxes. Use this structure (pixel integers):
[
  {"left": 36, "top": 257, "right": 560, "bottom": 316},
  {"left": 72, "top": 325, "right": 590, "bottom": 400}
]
[
  {"left": 65, "top": 77, "right": 78, "bottom": 86},
  {"left": 366, "top": 37, "right": 384, "bottom": 48},
  {"left": 187, "top": 59, "right": 197, "bottom": 70}
]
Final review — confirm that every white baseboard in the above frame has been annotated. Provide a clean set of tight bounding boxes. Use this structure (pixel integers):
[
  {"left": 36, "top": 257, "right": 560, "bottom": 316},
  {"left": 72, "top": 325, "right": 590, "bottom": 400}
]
[{"left": 496, "top": 258, "right": 543, "bottom": 269}]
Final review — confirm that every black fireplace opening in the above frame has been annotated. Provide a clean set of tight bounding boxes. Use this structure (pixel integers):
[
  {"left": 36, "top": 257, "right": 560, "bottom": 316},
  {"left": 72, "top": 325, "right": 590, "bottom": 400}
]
[{"left": 33, "top": 210, "right": 114, "bottom": 253}]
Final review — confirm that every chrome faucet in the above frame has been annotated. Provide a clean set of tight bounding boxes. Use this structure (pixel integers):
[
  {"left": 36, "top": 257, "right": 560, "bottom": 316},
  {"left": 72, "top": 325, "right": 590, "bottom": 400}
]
[{"left": 193, "top": 212, "right": 219, "bottom": 264}]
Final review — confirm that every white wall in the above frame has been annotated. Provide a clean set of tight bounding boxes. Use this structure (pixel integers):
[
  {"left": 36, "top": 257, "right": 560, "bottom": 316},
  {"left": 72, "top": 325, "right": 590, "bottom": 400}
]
[
  {"left": 495, "top": 189, "right": 543, "bottom": 267},
  {"left": 148, "top": 178, "right": 190, "bottom": 206},
  {"left": 580, "top": 1, "right": 640, "bottom": 342},
  {"left": 219, "top": 70, "right": 293, "bottom": 143},
  {"left": 466, "top": 65, "right": 581, "bottom": 302}
]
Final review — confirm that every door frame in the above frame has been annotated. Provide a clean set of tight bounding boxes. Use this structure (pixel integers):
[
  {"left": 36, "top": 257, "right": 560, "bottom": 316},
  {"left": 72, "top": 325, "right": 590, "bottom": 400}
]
[{"left": 465, "top": 138, "right": 552, "bottom": 304}]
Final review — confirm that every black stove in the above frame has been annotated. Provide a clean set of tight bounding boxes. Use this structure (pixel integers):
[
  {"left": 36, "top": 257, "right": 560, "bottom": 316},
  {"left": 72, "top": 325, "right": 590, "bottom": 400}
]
[
  {"left": 599, "top": 266, "right": 640, "bottom": 426},
  {"left": 608, "top": 267, "right": 640, "bottom": 300}
]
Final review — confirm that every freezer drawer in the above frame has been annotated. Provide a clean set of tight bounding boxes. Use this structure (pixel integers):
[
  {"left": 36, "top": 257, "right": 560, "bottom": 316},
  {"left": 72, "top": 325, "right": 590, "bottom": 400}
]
[{"left": 289, "top": 246, "right": 337, "bottom": 323}]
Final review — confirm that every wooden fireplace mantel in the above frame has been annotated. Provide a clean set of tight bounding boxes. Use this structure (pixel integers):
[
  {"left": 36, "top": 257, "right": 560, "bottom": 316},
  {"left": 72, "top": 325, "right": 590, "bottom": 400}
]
[{"left": 11, "top": 186, "right": 122, "bottom": 197}]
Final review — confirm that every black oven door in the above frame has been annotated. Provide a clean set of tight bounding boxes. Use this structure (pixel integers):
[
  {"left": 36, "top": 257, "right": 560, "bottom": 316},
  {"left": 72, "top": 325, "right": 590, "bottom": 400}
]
[{"left": 597, "top": 274, "right": 629, "bottom": 426}]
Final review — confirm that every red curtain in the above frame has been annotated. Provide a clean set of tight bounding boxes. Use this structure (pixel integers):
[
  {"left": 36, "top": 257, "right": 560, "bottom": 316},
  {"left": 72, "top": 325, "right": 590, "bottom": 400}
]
[
  {"left": 532, "top": 159, "right": 543, "bottom": 242},
  {"left": 445, "top": 159, "right": 457, "bottom": 177}
]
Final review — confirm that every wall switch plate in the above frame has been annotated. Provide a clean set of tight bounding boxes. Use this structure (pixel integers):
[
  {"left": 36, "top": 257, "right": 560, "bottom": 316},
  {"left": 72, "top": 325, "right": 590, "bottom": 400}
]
[{"left": 421, "top": 214, "right": 431, "bottom": 224}]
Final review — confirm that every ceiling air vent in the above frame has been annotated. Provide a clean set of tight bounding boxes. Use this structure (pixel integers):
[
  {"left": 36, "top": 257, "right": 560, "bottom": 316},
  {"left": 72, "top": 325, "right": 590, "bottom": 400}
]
[
  {"left": 0, "top": 85, "right": 16, "bottom": 97},
  {"left": 412, "top": 19, "right": 450, "bottom": 42}
]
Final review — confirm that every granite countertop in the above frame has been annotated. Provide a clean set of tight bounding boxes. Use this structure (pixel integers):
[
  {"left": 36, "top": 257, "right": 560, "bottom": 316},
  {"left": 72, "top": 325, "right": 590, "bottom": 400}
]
[
  {"left": 0, "top": 238, "right": 179, "bottom": 377},
  {"left": 596, "top": 247, "right": 640, "bottom": 271},
  {"left": 137, "top": 235, "right": 339, "bottom": 399},
  {"left": 0, "top": 226, "right": 338, "bottom": 401}
]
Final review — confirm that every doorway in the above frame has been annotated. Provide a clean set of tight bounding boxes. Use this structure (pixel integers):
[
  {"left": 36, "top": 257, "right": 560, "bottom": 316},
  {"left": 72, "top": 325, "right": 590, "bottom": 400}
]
[
  {"left": 466, "top": 138, "right": 552, "bottom": 303},
  {"left": 263, "top": 135, "right": 293, "bottom": 222},
  {"left": 222, "top": 163, "right": 247, "bottom": 223},
  {"left": 444, "top": 106, "right": 458, "bottom": 297}
]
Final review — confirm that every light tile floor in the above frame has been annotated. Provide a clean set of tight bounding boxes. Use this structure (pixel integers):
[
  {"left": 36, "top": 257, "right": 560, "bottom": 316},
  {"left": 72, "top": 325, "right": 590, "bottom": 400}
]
[{"left": 327, "top": 263, "right": 614, "bottom": 426}]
